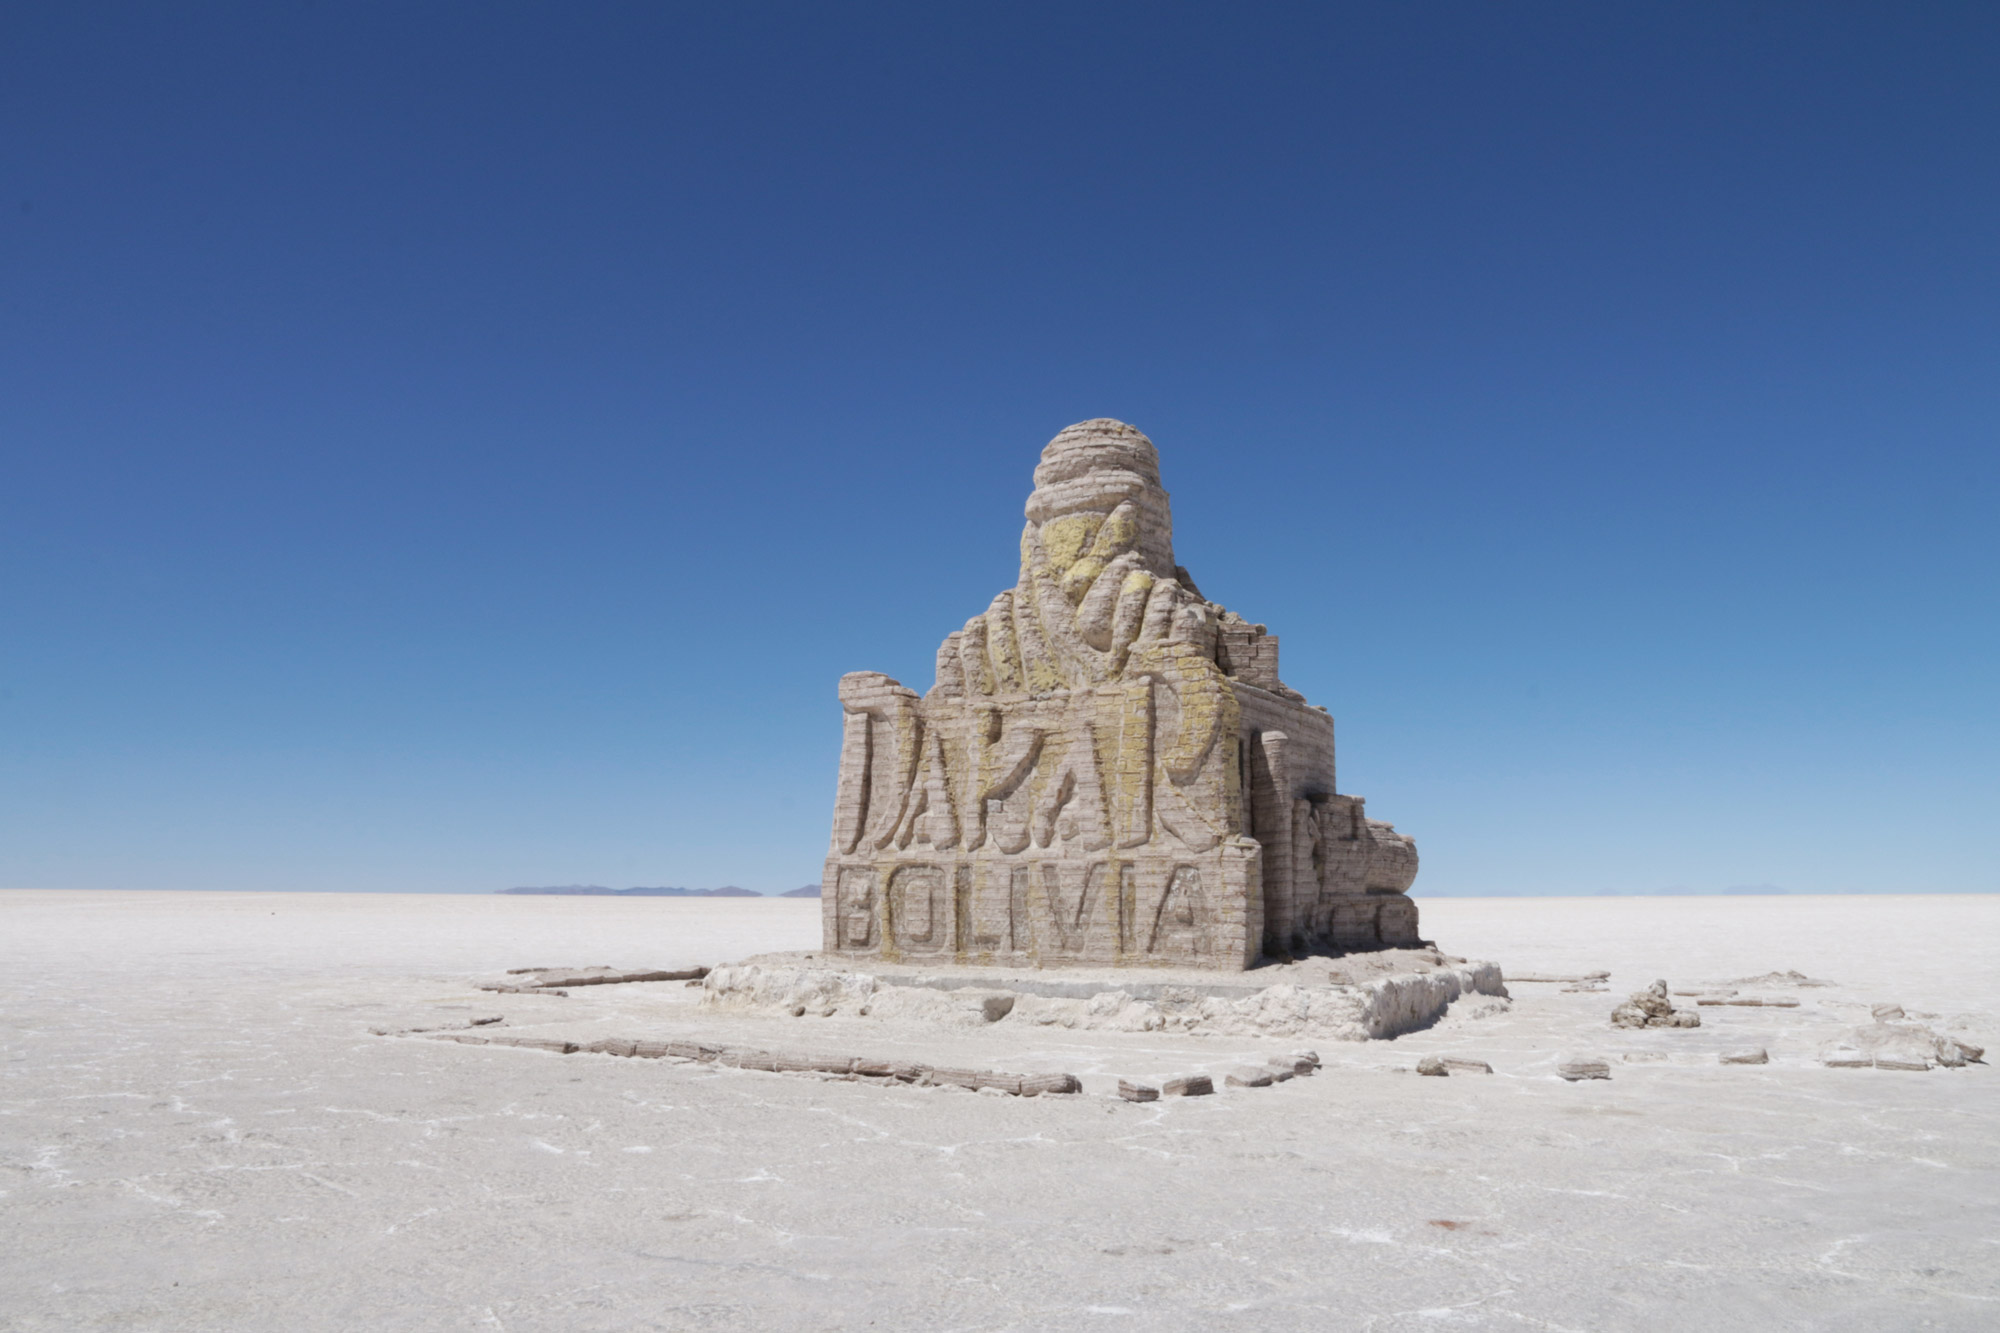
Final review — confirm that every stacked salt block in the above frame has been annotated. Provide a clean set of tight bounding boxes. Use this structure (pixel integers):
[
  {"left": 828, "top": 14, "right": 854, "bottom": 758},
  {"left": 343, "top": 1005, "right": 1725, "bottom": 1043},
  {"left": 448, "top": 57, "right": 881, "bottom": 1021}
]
[
  {"left": 1820, "top": 1011, "right": 1985, "bottom": 1071},
  {"left": 417, "top": 1030, "right": 1082, "bottom": 1095},
  {"left": 481, "top": 966, "right": 708, "bottom": 993},
  {"left": 1557, "top": 1055, "right": 1611, "bottom": 1081},
  {"left": 821, "top": 420, "right": 1421, "bottom": 972},
  {"left": 701, "top": 958, "right": 1508, "bottom": 1040},
  {"left": 1609, "top": 980, "right": 1701, "bottom": 1029}
]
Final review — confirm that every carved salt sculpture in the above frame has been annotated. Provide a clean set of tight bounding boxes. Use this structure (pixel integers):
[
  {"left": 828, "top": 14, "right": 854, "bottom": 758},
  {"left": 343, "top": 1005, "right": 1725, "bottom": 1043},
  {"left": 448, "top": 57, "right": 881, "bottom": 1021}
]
[{"left": 822, "top": 420, "right": 1419, "bottom": 969}]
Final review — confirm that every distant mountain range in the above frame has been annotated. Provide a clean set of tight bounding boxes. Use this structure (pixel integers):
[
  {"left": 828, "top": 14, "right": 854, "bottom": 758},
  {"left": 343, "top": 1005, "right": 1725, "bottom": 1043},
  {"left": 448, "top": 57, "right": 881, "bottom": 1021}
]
[
  {"left": 498, "top": 884, "right": 822, "bottom": 897},
  {"left": 499, "top": 885, "right": 760, "bottom": 897}
]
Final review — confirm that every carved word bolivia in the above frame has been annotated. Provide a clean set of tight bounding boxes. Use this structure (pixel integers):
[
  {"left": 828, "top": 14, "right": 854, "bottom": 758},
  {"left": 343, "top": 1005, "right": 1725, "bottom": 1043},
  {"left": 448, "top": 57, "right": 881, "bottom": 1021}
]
[{"left": 822, "top": 420, "right": 1419, "bottom": 970}]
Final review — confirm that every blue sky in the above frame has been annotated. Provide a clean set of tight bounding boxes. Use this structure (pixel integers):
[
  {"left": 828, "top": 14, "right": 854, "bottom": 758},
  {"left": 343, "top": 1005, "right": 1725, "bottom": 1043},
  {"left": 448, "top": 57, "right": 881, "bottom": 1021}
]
[{"left": 4, "top": 4, "right": 1995, "bottom": 895}]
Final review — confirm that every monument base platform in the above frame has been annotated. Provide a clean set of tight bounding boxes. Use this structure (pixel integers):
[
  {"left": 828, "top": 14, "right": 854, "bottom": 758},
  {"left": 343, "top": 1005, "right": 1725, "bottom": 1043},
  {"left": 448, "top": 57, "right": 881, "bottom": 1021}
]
[{"left": 703, "top": 946, "right": 1508, "bottom": 1041}]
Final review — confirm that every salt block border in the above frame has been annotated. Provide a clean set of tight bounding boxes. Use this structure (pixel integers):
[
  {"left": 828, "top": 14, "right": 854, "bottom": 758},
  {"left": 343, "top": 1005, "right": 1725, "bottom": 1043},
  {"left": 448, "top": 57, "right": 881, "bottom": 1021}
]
[{"left": 401, "top": 1029, "right": 1082, "bottom": 1096}]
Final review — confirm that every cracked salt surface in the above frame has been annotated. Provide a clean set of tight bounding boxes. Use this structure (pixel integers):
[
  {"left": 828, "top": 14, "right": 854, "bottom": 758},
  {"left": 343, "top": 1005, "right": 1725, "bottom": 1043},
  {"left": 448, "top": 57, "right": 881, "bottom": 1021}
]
[{"left": 1, "top": 890, "right": 1995, "bottom": 1331}]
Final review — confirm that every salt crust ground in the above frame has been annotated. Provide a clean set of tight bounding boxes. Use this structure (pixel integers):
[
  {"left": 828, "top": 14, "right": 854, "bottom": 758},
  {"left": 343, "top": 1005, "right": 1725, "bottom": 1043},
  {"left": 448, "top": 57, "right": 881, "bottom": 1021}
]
[{"left": 1, "top": 891, "right": 1994, "bottom": 1332}]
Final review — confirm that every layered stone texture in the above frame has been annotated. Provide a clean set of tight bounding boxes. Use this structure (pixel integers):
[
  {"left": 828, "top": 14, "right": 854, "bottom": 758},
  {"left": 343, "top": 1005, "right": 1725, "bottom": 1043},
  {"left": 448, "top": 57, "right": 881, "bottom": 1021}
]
[{"left": 822, "top": 419, "right": 1419, "bottom": 970}]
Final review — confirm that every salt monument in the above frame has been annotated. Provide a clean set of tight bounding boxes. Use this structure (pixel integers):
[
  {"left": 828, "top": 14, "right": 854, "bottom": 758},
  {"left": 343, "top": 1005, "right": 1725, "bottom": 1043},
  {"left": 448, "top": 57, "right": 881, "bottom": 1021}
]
[{"left": 822, "top": 419, "right": 1420, "bottom": 969}]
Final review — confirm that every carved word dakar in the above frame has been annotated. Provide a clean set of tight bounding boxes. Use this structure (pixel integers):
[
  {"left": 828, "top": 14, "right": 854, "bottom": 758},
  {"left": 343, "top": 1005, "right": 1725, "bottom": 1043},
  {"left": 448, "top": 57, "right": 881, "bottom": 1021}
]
[{"left": 822, "top": 419, "right": 1419, "bottom": 970}]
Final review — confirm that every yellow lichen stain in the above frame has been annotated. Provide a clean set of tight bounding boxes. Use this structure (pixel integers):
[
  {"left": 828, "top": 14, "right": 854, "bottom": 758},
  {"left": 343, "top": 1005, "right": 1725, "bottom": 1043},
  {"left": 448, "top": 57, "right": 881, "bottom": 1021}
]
[
  {"left": 1088, "top": 504, "right": 1138, "bottom": 561},
  {"left": 1218, "top": 704, "right": 1244, "bottom": 832},
  {"left": 1026, "top": 731, "right": 1064, "bottom": 830},
  {"left": 875, "top": 859, "right": 900, "bottom": 962},
  {"left": 1107, "top": 679, "right": 1154, "bottom": 842},
  {"left": 968, "top": 648, "right": 996, "bottom": 698},
  {"left": 1059, "top": 555, "right": 1106, "bottom": 604},
  {"left": 938, "top": 731, "right": 969, "bottom": 820},
  {"left": 889, "top": 720, "right": 923, "bottom": 819},
  {"left": 1039, "top": 514, "right": 1100, "bottom": 577},
  {"left": 1125, "top": 641, "right": 1233, "bottom": 787},
  {"left": 1057, "top": 505, "right": 1139, "bottom": 605},
  {"left": 1020, "top": 599, "right": 1067, "bottom": 695},
  {"left": 1165, "top": 656, "right": 1232, "bottom": 785},
  {"left": 1108, "top": 569, "right": 1155, "bottom": 662},
  {"left": 988, "top": 610, "right": 1023, "bottom": 693}
]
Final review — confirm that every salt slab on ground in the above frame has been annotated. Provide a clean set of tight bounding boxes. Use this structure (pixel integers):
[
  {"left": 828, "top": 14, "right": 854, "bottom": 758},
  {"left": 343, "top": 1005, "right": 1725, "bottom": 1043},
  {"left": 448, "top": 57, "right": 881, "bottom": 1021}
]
[{"left": 1, "top": 890, "right": 1995, "bottom": 1331}]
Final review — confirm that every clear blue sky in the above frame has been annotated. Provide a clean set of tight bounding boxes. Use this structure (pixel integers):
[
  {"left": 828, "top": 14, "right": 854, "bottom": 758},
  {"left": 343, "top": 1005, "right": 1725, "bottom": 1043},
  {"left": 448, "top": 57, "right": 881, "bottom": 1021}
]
[{"left": 5, "top": 4, "right": 1995, "bottom": 895}]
